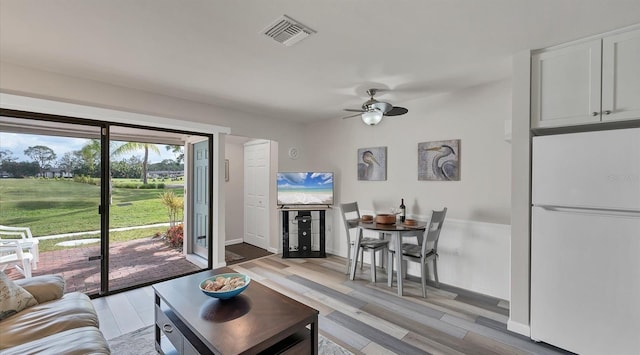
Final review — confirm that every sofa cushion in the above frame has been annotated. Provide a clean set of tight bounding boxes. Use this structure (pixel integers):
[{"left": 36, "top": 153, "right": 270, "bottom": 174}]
[
  {"left": 0, "top": 271, "right": 38, "bottom": 321},
  {"left": 0, "top": 326, "right": 110, "bottom": 355},
  {"left": 15, "top": 274, "right": 65, "bottom": 304},
  {"left": 0, "top": 292, "right": 99, "bottom": 349}
]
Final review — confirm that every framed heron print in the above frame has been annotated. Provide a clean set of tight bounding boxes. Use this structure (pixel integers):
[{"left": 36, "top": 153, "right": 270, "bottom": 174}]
[
  {"left": 357, "top": 146, "right": 387, "bottom": 181},
  {"left": 418, "top": 140, "right": 460, "bottom": 181}
]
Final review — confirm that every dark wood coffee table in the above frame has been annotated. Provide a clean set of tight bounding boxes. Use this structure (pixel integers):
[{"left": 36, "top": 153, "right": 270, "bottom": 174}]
[{"left": 153, "top": 268, "right": 318, "bottom": 354}]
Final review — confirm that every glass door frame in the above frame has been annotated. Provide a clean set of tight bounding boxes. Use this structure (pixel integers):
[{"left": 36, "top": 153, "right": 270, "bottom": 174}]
[{"left": 0, "top": 108, "right": 215, "bottom": 296}]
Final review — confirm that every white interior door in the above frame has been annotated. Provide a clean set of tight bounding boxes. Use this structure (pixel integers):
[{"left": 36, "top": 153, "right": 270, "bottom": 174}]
[
  {"left": 191, "top": 140, "right": 209, "bottom": 258},
  {"left": 243, "top": 140, "right": 270, "bottom": 249}
]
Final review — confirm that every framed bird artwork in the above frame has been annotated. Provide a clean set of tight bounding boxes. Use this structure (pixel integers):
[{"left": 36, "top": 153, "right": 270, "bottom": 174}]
[
  {"left": 418, "top": 140, "right": 460, "bottom": 181},
  {"left": 357, "top": 146, "right": 387, "bottom": 181}
]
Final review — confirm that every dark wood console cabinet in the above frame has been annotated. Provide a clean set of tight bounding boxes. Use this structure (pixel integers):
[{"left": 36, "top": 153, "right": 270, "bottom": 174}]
[{"left": 280, "top": 208, "right": 327, "bottom": 258}]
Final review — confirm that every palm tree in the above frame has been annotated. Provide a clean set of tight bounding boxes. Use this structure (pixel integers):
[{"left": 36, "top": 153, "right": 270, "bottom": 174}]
[{"left": 112, "top": 142, "right": 160, "bottom": 184}]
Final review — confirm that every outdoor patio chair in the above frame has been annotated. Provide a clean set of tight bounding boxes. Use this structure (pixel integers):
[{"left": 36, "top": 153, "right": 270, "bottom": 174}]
[
  {"left": 0, "top": 225, "right": 39, "bottom": 270},
  {"left": 0, "top": 239, "right": 33, "bottom": 278}
]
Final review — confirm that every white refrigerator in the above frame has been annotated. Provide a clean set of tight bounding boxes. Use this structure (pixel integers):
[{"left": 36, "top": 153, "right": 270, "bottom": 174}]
[{"left": 531, "top": 127, "right": 640, "bottom": 355}]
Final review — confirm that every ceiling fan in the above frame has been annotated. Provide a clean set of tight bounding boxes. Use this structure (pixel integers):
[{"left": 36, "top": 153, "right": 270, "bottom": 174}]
[{"left": 342, "top": 88, "right": 408, "bottom": 125}]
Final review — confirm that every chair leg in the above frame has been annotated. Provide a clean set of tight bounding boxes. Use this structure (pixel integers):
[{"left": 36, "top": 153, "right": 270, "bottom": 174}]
[
  {"left": 346, "top": 244, "right": 351, "bottom": 275},
  {"left": 421, "top": 262, "right": 428, "bottom": 298},
  {"left": 23, "top": 259, "right": 32, "bottom": 278},
  {"left": 360, "top": 249, "right": 364, "bottom": 270},
  {"left": 370, "top": 251, "right": 377, "bottom": 283},
  {"left": 387, "top": 252, "right": 394, "bottom": 287},
  {"left": 433, "top": 258, "right": 440, "bottom": 288}
]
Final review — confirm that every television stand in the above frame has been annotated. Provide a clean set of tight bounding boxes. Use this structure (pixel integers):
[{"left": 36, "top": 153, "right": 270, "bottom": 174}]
[{"left": 280, "top": 207, "right": 328, "bottom": 258}]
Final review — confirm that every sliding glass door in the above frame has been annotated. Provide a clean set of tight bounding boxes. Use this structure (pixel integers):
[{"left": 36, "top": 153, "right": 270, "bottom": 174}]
[
  {"left": 1, "top": 110, "right": 214, "bottom": 295},
  {"left": 0, "top": 115, "right": 104, "bottom": 294}
]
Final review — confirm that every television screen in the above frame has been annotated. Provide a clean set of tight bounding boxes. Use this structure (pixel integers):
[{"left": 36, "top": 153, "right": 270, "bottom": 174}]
[{"left": 277, "top": 172, "right": 334, "bottom": 206}]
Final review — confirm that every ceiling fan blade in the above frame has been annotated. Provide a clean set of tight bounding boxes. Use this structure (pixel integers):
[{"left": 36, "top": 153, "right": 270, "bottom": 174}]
[
  {"left": 341, "top": 113, "right": 362, "bottom": 119},
  {"left": 343, "top": 108, "right": 364, "bottom": 113},
  {"left": 384, "top": 106, "right": 408, "bottom": 116}
]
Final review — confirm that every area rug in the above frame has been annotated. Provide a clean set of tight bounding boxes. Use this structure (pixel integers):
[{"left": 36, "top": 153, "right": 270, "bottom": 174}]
[
  {"left": 225, "top": 250, "right": 245, "bottom": 263},
  {"left": 108, "top": 325, "right": 352, "bottom": 354}
]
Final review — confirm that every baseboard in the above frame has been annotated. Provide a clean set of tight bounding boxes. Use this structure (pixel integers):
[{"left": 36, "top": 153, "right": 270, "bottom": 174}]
[
  {"left": 225, "top": 238, "right": 243, "bottom": 246},
  {"left": 267, "top": 246, "right": 279, "bottom": 254},
  {"left": 507, "top": 319, "right": 531, "bottom": 337}
]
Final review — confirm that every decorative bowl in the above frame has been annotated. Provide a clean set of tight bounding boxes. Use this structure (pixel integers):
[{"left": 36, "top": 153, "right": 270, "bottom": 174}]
[
  {"left": 199, "top": 273, "right": 250, "bottom": 299},
  {"left": 404, "top": 219, "right": 417, "bottom": 226},
  {"left": 375, "top": 214, "right": 396, "bottom": 225},
  {"left": 361, "top": 215, "right": 374, "bottom": 222}
]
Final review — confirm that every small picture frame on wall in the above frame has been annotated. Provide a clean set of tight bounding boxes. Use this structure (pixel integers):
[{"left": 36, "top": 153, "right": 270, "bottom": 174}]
[
  {"left": 357, "top": 146, "right": 387, "bottom": 181},
  {"left": 418, "top": 139, "right": 460, "bottom": 181},
  {"left": 225, "top": 159, "right": 230, "bottom": 181}
]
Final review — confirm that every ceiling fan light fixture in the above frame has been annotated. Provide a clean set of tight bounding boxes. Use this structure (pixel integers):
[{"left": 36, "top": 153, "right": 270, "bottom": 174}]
[{"left": 361, "top": 109, "right": 383, "bottom": 125}]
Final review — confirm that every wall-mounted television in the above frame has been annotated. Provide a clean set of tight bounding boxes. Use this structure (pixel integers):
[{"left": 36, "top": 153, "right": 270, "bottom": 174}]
[{"left": 277, "top": 172, "right": 334, "bottom": 206}]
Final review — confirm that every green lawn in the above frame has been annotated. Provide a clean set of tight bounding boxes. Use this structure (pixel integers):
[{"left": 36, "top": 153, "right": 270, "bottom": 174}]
[{"left": 0, "top": 178, "right": 183, "bottom": 237}]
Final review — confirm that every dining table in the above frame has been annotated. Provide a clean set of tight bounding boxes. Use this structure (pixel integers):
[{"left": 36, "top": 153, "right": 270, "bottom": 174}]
[{"left": 349, "top": 220, "right": 426, "bottom": 297}]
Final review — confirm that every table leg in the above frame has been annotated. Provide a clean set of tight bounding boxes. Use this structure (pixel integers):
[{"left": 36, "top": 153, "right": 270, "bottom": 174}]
[
  {"left": 311, "top": 314, "right": 319, "bottom": 355},
  {"left": 394, "top": 231, "right": 403, "bottom": 296},
  {"left": 154, "top": 293, "right": 161, "bottom": 353},
  {"left": 349, "top": 227, "right": 362, "bottom": 281}
]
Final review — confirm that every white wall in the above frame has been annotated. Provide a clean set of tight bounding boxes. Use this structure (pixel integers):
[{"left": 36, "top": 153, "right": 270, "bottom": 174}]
[{"left": 304, "top": 79, "right": 513, "bottom": 300}]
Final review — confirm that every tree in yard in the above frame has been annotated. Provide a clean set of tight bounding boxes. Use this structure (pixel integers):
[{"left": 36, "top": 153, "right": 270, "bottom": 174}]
[
  {"left": 159, "top": 191, "right": 184, "bottom": 227},
  {"left": 110, "top": 156, "right": 143, "bottom": 178},
  {"left": 77, "top": 139, "right": 101, "bottom": 177},
  {"left": 24, "top": 145, "right": 57, "bottom": 176},
  {"left": 112, "top": 142, "right": 160, "bottom": 184},
  {"left": 1, "top": 161, "right": 39, "bottom": 177},
  {"left": 165, "top": 145, "right": 184, "bottom": 164},
  {"left": 0, "top": 149, "right": 15, "bottom": 164},
  {"left": 0, "top": 149, "right": 15, "bottom": 175},
  {"left": 58, "top": 152, "right": 82, "bottom": 176}
]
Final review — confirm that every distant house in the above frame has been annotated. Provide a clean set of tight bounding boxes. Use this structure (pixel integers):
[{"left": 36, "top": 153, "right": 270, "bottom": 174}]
[
  {"left": 148, "top": 170, "right": 184, "bottom": 179},
  {"left": 39, "top": 168, "right": 73, "bottom": 178}
]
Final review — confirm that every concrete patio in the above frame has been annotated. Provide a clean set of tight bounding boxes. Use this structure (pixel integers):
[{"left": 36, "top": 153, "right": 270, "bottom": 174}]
[{"left": 5, "top": 237, "right": 202, "bottom": 294}]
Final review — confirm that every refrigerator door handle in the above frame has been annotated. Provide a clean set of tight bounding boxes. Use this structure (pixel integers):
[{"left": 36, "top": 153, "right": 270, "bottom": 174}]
[{"left": 535, "top": 204, "right": 640, "bottom": 218}]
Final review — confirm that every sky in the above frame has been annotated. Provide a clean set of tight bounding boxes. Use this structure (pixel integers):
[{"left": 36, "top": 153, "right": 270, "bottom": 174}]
[
  {"left": 0, "top": 132, "right": 179, "bottom": 163},
  {"left": 277, "top": 172, "right": 334, "bottom": 190}
]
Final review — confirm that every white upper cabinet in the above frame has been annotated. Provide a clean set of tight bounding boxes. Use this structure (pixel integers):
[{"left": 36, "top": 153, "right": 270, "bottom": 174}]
[
  {"left": 531, "top": 28, "right": 640, "bottom": 128},
  {"left": 602, "top": 29, "right": 640, "bottom": 122}
]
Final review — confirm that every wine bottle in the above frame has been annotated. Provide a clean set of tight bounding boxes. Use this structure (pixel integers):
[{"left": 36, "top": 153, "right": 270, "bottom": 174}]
[{"left": 399, "top": 198, "right": 406, "bottom": 222}]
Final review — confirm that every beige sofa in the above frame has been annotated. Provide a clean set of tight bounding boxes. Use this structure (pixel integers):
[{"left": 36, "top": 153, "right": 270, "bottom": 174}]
[{"left": 0, "top": 275, "right": 110, "bottom": 354}]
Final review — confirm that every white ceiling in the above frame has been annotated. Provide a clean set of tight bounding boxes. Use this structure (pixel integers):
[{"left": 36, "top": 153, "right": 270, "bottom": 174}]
[{"left": 1, "top": 1, "right": 640, "bottom": 124}]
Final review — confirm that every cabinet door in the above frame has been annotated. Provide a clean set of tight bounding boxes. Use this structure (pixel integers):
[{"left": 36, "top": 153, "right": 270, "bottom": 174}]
[
  {"left": 531, "top": 40, "right": 602, "bottom": 128},
  {"left": 602, "top": 28, "right": 640, "bottom": 122}
]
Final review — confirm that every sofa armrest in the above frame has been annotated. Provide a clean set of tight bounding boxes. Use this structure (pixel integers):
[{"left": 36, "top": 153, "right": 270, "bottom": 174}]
[{"left": 14, "top": 275, "right": 65, "bottom": 304}]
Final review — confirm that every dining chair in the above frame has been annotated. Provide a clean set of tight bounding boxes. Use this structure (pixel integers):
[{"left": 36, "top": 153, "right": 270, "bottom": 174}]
[
  {"left": 387, "top": 207, "right": 447, "bottom": 297},
  {"left": 0, "top": 225, "right": 39, "bottom": 270},
  {"left": 340, "top": 202, "right": 389, "bottom": 282},
  {"left": 0, "top": 239, "right": 34, "bottom": 278}
]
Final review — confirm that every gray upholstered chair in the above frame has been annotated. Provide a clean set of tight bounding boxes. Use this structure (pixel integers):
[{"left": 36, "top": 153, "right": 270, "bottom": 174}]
[
  {"left": 387, "top": 208, "right": 447, "bottom": 297},
  {"left": 340, "top": 202, "right": 388, "bottom": 282}
]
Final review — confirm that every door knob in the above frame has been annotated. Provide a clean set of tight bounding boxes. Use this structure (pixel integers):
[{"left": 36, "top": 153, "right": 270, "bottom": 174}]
[
  {"left": 591, "top": 112, "right": 599, "bottom": 116},
  {"left": 604, "top": 110, "right": 612, "bottom": 115}
]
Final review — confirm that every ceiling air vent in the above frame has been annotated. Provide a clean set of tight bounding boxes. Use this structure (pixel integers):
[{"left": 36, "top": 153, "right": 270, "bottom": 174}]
[{"left": 262, "top": 15, "right": 316, "bottom": 47}]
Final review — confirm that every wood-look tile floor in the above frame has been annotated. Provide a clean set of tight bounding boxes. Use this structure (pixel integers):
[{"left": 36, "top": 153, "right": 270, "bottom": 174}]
[{"left": 93, "top": 254, "right": 571, "bottom": 354}]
